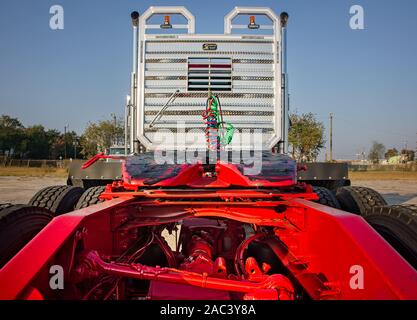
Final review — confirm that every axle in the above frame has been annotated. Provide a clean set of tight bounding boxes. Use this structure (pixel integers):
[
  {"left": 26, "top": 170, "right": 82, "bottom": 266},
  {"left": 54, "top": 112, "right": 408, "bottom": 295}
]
[{"left": 73, "top": 251, "right": 295, "bottom": 300}]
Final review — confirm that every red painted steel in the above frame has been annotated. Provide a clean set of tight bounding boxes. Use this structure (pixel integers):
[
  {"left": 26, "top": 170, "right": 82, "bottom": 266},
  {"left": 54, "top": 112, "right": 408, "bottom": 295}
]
[
  {"left": 0, "top": 198, "right": 128, "bottom": 300},
  {"left": 74, "top": 251, "right": 294, "bottom": 300},
  {"left": 1, "top": 157, "right": 417, "bottom": 300}
]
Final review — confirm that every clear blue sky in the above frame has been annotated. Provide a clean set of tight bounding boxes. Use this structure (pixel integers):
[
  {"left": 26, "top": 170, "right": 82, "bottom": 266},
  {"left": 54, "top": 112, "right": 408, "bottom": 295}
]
[{"left": 0, "top": 0, "right": 416, "bottom": 160}]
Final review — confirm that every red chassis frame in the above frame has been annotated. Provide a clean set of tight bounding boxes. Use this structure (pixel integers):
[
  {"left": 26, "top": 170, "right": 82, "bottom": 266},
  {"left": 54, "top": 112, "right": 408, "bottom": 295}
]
[
  {"left": 1, "top": 190, "right": 417, "bottom": 299},
  {"left": 1, "top": 158, "right": 417, "bottom": 300}
]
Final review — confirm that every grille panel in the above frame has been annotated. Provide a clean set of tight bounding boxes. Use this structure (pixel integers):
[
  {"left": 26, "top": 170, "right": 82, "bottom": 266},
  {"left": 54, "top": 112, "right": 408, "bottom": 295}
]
[
  {"left": 141, "top": 38, "right": 278, "bottom": 149},
  {"left": 187, "top": 58, "right": 232, "bottom": 92}
]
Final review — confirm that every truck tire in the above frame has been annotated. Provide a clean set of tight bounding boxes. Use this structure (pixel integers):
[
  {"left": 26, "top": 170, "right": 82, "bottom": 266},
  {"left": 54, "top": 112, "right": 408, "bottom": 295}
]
[
  {"left": 363, "top": 205, "right": 417, "bottom": 270},
  {"left": 0, "top": 205, "right": 53, "bottom": 268},
  {"left": 75, "top": 186, "right": 106, "bottom": 209},
  {"left": 0, "top": 203, "right": 14, "bottom": 211},
  {"left": 312, "top": 186, "right": 341, "bottom": 209},
  {"left": 336, "top": 186, "right": 387, "bottom": 215},
  {"left": 29, "top": 185, "right": 84, "bottom": 216}
]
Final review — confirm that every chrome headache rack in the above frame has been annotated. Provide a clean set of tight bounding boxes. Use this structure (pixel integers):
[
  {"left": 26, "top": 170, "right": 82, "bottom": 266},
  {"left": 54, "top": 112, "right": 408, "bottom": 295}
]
[{"left": 127, "top": 7, "right": 289, "bottom": 152}]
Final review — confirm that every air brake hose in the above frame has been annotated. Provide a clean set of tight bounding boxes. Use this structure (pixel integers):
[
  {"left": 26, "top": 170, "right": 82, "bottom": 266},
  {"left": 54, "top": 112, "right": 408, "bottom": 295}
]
[{"left": 202, "top": 94, "right": 234, "bottom": 149}]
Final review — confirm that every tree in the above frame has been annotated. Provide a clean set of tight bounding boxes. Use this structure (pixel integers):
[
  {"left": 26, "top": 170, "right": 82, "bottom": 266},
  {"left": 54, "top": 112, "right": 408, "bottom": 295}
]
[
  {"left": 46, "top": 129, "right": 62, "bottom": 159},
  {"left": 49, "top": 130, "right": 80, "bottom": 159},
  {"left": 23, "top": 125, "right": 50, "bottom": 159},
  {"left": 288, "top": 113, "right": 325, "bottom": 162},
  {"left": 385, "top": 148, "right": 398, "bottom": 160},
  {"left": 368, "top": 141, "right": 385, "bottom": 164},
  {"left": 80, "top": 118, "right": 124, "bottom": 158},
  {"left": 0, "top": 115, "right": 25, "bottom": 157},
  {"left": 1, "top": 114, "right": 89, "bottom": 159}
]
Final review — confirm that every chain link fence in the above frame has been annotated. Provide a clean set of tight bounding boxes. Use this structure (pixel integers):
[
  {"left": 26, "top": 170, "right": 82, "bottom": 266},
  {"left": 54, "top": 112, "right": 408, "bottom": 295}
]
[{"left": 0, "top": 157, "right": 70, "bottom": 169}]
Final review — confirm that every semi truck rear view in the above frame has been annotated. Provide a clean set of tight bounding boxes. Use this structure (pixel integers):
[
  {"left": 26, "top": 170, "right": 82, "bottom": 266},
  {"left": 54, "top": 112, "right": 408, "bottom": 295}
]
[{"left": 1, "top": 6, "right": 417, "bottom": 301}]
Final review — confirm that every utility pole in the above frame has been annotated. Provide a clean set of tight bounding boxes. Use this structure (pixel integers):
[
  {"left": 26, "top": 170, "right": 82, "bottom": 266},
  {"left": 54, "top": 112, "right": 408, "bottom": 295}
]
[
  {"left": 64, "top": 124, "right": 69, "bottom": 159},
  {"left": 329, "top": 113, "right": 333, "bottom": 162}
]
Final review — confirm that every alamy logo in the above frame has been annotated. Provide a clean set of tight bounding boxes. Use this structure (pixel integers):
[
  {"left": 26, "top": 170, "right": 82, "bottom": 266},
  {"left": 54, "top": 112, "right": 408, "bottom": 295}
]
[
  {"left": 49, "top": 265, "right": 64, "bottom": 290},
  {"left": 49, "top": 5, "right": 64, "bottom": 30},
  {"left": 350, "top": 5, "right": 365, "bottom": 30},
  {"left": 349, "top": 265, "right": 364, "bottom": 290}
]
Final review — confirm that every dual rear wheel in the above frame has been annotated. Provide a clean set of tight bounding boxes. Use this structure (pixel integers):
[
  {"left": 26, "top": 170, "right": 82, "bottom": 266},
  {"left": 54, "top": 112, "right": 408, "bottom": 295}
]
[
  {"left": 28, "top": 185, "right": 106, "bottom": 214},
  {"left": 0, "top": 205, "right": 53, "bottom": 267},
  {"left": 28, "top": 185, "right": 84, "bottom": 215},
  {"left": 363, "top": 204, "right": 417, "bottom": 269},
  {"left": 313, "top": 185, "right": 417, "bottom": 270},
  {"left": 0, "top": 185, "right": 105, "bottom": 268}
]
